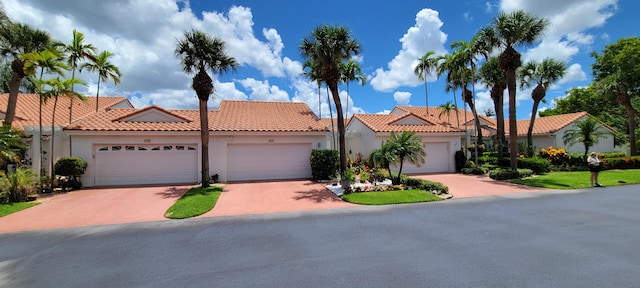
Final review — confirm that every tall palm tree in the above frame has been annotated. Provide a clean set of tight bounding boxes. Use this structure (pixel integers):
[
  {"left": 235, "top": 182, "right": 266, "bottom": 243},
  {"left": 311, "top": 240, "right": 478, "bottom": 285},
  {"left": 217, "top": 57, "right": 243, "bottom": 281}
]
[
  {"left": 300, "top": 25, "right": 361, "bottom": 176},
  {"left": 414, "top": 50, "right": 439, "bottom": 117},
  {"left": 175, "top": 29, "right": 237, "bottom": 188},
  {"left": 0, "top": 23, "right": 51, "bottom": 128},
  {"left": 36, "top": 77, "right": 86, "bottom": 184},
  {"left": 563, "top": 117, "right": 611, "bottom": 160},
  {"left": 340, "top": 59, "right": 366, "bottom": 119},
  {"left": 63, "top": 29, "right": 96, "bottom": 123},
  {"left": 487, "top": 10, "right": 549, "bottom": 168},
  {"left": 80, "top": 50, "right": 121, "bottom": 112},
  {"left": 478, "top": 56, "right": 506, "bottom": 159},
  {"left": 302, "top": 59, "right": 323, "bottom": 117},
  {"left": 22, "top": 47, "right": 67, "bottom": 176},
  {"left": 387, "top": 131, "right": 426, "bottom": 184},
  {"left": 438, "top": 100, "right": 456, "bottom": 124},
  {"left": 518, "top": 58, "right": 567, "bottom": 156},
  {"left": 437, "top": 53, "right": 463, "bottom": 127}
]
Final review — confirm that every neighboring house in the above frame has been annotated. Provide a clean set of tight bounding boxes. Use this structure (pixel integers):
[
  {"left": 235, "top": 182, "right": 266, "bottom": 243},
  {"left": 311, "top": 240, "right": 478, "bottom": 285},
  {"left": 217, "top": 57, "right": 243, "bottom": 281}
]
[
  {"left": 346, "top": 112, "right": 464, "bottom": 174},
  {"left": 505, "top": 112, "right": 618, "bottom": 154},
  {"left": 0, "top": 93, "right": 132, "bottom": 175},
  {"left": 65, "top": 100, "right": 328, "bottom": 186}
]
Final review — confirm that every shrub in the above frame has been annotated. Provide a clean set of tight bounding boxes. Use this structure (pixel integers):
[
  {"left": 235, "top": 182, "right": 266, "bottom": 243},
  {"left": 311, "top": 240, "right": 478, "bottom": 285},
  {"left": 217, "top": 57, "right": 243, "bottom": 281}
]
[
  {"left": 402, "top": 177, "right": 448, "bottom": 195},
  {"left": 54, "top": 157, "right": 88, "bottom": 177},
  {"left": 602, "top": 156, "right": 640, "bottom": 170},
  {"left": 517, "top": 157, "right": 551, "bottom": 174},
  {"left": 539, "top": 146, "right": 568, "bottom": 166},
  {"left": 477, "top": 155, "right": 497, "bottom": 165},
  {"left": 0, "top": 168, "right": 37, "bottom": 203},
  {"left": 310, "top": 149, "right": 339, "bottom": 180},
  {"left": 482, "top": 151, "right": 498, "bottom": 157},
  {"left": 461, "top": 167, "right": 485, "bottom": 175},
  {"left": 454, "top": 149, "right": 466, "bottom": 172},
  {"left": 369, "top": 168, "right": 390, "bottom": 183},
  {"left": 489, "top": 168, "right": 533, "bottom": 180}
]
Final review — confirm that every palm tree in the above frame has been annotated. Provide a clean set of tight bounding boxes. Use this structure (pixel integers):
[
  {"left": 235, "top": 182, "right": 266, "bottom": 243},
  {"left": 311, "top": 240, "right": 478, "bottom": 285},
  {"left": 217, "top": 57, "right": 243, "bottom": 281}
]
[
  {"left": 451, "top": 40, "right": 483, "bottom": 148},
  {"left": 387, "top": 131, "right": 426, "bottom": 184},
  {"left": 0, "top": 23, "right": 51, "bottom": 128},
  {"left": 369, "top": 140, "right": 396, "bottom": 173},
  {"left": 563, "top": 117, "right": 611, "bottom": 160},
  {"left": 175, "top": 29, "right": 237, "bottom": 188},
  {"left": 63, "top": 29, "right": 96, "bottom": 123},
  {"left": 300, "top": 25, "right": 361, "bottom": 176},
  {"left": 340, "top": 59, "right": 366, "bottom": 119},
  {"left": 438, "top": 100, "right": 456, "bottom": 124},
  {"left": 36, "top": 77, "right": 87, "bottom": 184},
  {"left": 518, "top": 58, "right": 567, "bottom": 156},
  {"left": 0, "top": 125, "right": 27, "bottom": 164},
  {"left": 437, "top": 53, "right": 463, "bottom": 128},
  {"left": 80, "top": 50, "right": 121, "bottom": 112},
  {"left": 478, "top": 56, "right": 506, "bottom": 159},
  {"left": 302, "top": 59, "right": 323, "bottom": 117},
  {"left": 22, "top": 47, "right": 67, "bottom": 176},
  {"left": 484, "top": 108, "right": 495, "bottom": 117},
  {"left": 488, "top": 10, "right": 549, "bottom": 168},
  {"left": 414, "top": 51, "right": 439, "bottom": 117}
]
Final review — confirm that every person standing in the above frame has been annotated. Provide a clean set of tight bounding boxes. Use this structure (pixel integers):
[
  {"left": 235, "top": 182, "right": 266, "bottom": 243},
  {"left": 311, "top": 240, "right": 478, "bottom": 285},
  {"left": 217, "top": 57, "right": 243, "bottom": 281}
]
[{"left": 587, "top": 152, "right": 602, "bottom": 187}]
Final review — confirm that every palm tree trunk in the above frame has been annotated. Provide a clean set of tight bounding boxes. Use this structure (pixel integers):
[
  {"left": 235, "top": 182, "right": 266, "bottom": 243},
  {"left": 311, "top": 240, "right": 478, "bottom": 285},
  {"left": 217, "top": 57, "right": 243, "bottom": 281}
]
[
  {"left": 327, "top": 82, "right": 347, "bottom": 176},
  {"left": 345, "top": 82, "right": 349, "bottom": 120},
  {"left": 396, "top": 157, "right": 404, "bottom": 185},
  {"left": 317, "top": 81, "right": 321, "bottom": 118},
  {"left": 527, "top": 100, "right": 541, "bottom": 157},
  {"left": 493, "top": 88, "right": 506, "bottom": 161},
  {"left": 69, "top": 69, "right": 75, "bottom": 124},
  {"left": 4, "top": 59, "right": 25, "bottom": 128},
  {"left": 326, "top": 86, "right": 336, "bottom": 150},
  {"left": 619, "top": 94, "right": 638, "bottom": 156},
  {"left": 453, "top": 90, "right": 460, "bottom": 127},
  {"left": 199, "top": 98, "right": 210, "bottom": 188},
  {"left": 95, "top": 78, "right": 102, "bottom": 112},
  {"left": 507, "top": 68, "right": 518, "bottom": 169},
  {"left": 50, "top": 97, "right": 59, "bottom": 186},
  {"left": 424, "top": 79, "right": 429, "bottom": 116}
]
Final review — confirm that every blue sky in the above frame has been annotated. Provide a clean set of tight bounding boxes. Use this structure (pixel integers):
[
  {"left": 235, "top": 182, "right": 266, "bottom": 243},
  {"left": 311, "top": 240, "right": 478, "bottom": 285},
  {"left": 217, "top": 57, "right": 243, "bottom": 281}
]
[{"left": 6, "top": 0, "right": 638, "bottom": 119}]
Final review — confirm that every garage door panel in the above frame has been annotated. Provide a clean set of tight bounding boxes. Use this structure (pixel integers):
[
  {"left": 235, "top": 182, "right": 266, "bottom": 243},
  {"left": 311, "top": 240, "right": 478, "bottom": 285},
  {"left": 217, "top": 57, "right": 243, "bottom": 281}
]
[
  {"left": 94, "top": 144, "right": 198, "bottom": 186},
  {"left": 394, "top": 142, "right": 450, "bottom": 174},
  {"left": 228, "top": 143, "right": 312, "bottom": 181}
]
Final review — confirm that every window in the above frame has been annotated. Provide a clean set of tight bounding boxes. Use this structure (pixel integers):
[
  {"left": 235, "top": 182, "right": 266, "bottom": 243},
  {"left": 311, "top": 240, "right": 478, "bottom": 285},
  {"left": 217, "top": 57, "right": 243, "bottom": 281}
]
[
  {"left": 111, "top": 146, "right": 122, "bottom": 151},
  {"left": 187, "top": 146, "right": 196, "bottom": 151},
  {"left": 151, "top": 146, "right": 160, "bottom": 151},
  {"left": 138, "top": 146, "right": 147, "bottom": 151},
  {"left": 98, "top": 146, "right": 108, "bottom": 151},
  {"left": 163, "top": 146, "right": 173, "bottom": 151},
  {"left": 125, "top": 146, "right": 135, "bottom": 151},
  {"left": 176, "top": 146, "right": 185, "bottom": 150}
]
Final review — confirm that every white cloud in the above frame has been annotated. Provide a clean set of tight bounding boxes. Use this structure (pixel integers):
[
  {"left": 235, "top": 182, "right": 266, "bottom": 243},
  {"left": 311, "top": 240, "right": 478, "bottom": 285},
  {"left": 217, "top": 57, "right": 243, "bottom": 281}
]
[
  {"left": 559, "top": 63, "right": 587, "bottom": 84},
  {"left": 237, "top": 78, "right": 289, "bottom": 102},
  {"left": 393, "top": 91, "right": 412, "bottom": 105},
  {"left": 369, "top": 8, "right": 448, "bottom": 92}
]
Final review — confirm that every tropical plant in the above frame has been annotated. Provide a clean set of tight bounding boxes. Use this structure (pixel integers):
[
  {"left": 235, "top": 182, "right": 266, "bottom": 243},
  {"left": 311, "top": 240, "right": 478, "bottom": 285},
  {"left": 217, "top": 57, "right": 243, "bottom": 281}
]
[
  {"left": 414, "top": 50, "right": 439, "bottom": 116},
  {"left": 478, "top": 56, "right": 506, "bottom": 159},
  {"left": 518, "top": 58, "right": 567, "bottom": 156},
  {"left": 340, "top": 59, "right": 366, "bottom": 119},
  {"left": 451, "top": 40, "right": 483, "bottom": 148},
  {"left": 484, "top": 108, "right": 495, "bottom": 117},
  {"left": 482, "top": 10, "right": 550, "bottom": 168},
  {"left": 437, "top": 100, "right": 456, "bottom": 124},
  {"left": 36, "top": 77, "right": 87, "bottom": 184},
  {"left": 0, "top": 167, "right": 36, "bottom": 203},
  {"left": 387, "top": 131, "right": 426, "bottom": 184},
  {"left": 437, "top": 53, "right": 462, "bottom": 127},
  {"left": 80, "top": 50, "right": 121, "bottom": 112},
  {"left": 63, "top": 29, "right": 96, "bottom": 122},
  {"left": 369, "top": 140, "right": 396, "bottom": 173},
  {"left": 0, "top": 22, "right": 52, "bottom": 127},
  {"left": 563, "top": 117, "right": 611, "bottom": 160},
  {"left": 302, "top": 59, "right": 323, "bottom": 117},
  {"left": 175, "top": 29, "right": 237, "bottom": 187},
  {"left": 591, "top": 37, "right": 640, "bottom": 156},
  {"left": 300, "top": 25, "right": 361, "bottom": 176},
  {"left": 0, "top": 125, "right": 26, "bottom": 164}
]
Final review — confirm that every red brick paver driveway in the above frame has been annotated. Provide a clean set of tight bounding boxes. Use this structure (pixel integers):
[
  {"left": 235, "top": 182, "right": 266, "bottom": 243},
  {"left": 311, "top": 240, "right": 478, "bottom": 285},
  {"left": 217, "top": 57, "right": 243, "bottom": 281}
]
[
  {"left": 0, "top": 185, "right": 192, "bottom": 233},
  {"left": 415, "top": 173, "right": 547, "bottom": 198}
]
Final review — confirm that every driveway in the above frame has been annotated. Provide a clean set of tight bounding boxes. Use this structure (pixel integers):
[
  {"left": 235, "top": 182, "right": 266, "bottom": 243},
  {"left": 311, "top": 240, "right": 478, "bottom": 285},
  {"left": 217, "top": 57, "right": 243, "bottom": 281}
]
[
  {"left": 1, "top": 174, "right": 547, "bottom": 233},
  {"left": 0, "top": 185, "right": 192, "bottom": 233}
]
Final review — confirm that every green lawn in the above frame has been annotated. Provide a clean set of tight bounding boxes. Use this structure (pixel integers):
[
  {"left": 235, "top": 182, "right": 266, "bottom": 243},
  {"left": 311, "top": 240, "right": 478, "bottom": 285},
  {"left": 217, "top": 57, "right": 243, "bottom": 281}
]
[
  {"left": 164, "top": 185, "right": 223, "bottom": 219},
  {"left": 341, "top": 189, "right": 442, "bottom": 205},
  {"left": 509, "top": 169, "right": 640, "bottom": 189},
  {"left": 0, "top": 202, "right": 40, "bottom": 217}
]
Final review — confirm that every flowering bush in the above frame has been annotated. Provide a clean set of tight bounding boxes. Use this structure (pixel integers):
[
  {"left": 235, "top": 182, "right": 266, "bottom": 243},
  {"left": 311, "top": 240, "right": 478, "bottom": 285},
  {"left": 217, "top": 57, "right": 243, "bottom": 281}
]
[{"left": 539, "top": 146, "right": 569, "bottom": 165}]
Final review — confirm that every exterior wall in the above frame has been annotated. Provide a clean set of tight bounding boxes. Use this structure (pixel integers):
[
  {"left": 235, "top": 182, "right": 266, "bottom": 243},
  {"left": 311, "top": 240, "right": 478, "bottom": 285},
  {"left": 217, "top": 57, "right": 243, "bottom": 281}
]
[
  {"left": 22, "top": 126, "right": 68, "bottom": 176},
  {"left": 345, "top": 119, "right": 378, "bottom": 159},
  {"left": 554, "top": 122, "right": 616, "bottom": 154}
]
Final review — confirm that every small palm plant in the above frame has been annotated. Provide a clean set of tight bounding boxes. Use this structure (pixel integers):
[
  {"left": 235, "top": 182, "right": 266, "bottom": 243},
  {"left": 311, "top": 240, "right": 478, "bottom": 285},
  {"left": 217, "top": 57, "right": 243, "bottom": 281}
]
[
  {"left": 387, "top": 131, "right": 426, "bottom": 184},
  {"left": 0, "top": 167, "right": 37, "bottom": 203}
]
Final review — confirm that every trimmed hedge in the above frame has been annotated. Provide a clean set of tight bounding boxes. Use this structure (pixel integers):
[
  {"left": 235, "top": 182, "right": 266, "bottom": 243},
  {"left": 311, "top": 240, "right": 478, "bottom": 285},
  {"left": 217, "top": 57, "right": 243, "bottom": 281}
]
[
  {"left": 517, "top": 157, "right": 551, "bottom": 174},
  {"left": 310, "top": 149, "right": 339, "bottom": 180},
  {"left": 402, "top": 177, "right": 449, "bottom": 195},
  {"left": 489, "top": 168, "right": 533, "bottom": 180},
  {"left": 602, "top": 156, "right": 640, "bottom": 170},
  {"left": 461, "top": 167, "right": 485, "bottom": 175}
]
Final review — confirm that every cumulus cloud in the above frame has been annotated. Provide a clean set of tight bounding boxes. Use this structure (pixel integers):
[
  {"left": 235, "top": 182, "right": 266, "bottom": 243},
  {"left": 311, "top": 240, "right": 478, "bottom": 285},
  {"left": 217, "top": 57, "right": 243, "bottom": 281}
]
[
  {"left": 237, "top": 78, "right": 289, "bottom": 102},
  {"left": 393, "top": 92, "right": 412, "bottom": 105},
  {"left": 369, "top": 8, "right": 448, "bottom": 92}
]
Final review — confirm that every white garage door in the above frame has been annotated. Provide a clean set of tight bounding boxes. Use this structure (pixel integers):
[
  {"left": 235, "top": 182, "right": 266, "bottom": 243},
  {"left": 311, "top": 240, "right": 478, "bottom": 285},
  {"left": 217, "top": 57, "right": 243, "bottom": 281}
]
[
  {"left": 94, "top": 144, "right": 198, "bottom": 186},
  {"left": 227, "top": 143, "right": 312, "bottom": 181},
  {"left": 394, "top": 142, "right": 451, "bottom": 174}
]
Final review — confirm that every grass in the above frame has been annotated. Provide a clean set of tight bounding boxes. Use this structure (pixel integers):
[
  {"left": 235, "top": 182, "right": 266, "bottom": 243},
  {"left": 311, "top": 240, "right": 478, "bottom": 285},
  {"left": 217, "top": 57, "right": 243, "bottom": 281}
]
[
  {"left": 509, "top": 169, "right": 640, "bottom": 189},
  {"left": 341, "top": 189, "right": 442, "bottom": 205},
  {"left": 0, "top": 201, "right": 40, "bottom": 217},
  {"left": 164, "top": 185, "right": 223, "bottom": 219}
]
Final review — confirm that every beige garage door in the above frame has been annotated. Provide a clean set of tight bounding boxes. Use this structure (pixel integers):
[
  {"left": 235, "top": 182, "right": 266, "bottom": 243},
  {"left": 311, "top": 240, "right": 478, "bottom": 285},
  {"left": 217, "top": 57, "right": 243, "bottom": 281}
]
[
  {"left": 227, "top": 143, "right": 312, "bottom": 181},
  {"left": 94, "top": 144, "right": 198, "bottom": 186},
  {"left": 394, "top": 142, "right": 451, "bottom": 174}
]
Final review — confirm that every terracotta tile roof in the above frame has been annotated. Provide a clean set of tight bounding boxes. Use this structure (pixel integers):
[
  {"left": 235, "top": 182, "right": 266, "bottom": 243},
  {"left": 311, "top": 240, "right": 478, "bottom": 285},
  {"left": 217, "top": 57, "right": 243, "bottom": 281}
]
[
  {"left": 395, "top": 105, "right": 489, "bottom": 129},
  {"left": 319, "top": 117, "right": 350, "bottom": 130},
  {"left": 0, "top": 93, "right": 131, "bottom": 130},
  {"left": 66, "top": 100, "right": 328, "bottom": 132},
  {"left": 352, "top": 113, "right": 464, "bottom": 133},
  {"left": 212, "top": 100, "right": 327, "bottom": 132},
  {"left": 504, "top": 112, "right": 595, "bottom": 136}
]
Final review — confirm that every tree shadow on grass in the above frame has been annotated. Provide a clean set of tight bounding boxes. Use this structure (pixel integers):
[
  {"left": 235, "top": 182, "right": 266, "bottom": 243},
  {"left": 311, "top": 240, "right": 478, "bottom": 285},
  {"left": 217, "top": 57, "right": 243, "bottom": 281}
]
[{"left": 292, "top": 188, "right": 344, "bottom": 203}]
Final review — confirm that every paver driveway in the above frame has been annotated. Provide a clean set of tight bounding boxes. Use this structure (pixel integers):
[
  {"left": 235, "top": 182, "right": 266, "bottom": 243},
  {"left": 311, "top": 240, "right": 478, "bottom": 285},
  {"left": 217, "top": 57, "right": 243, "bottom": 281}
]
[{"left": 415, "top": 173, "right": 547, "bottom": 198}]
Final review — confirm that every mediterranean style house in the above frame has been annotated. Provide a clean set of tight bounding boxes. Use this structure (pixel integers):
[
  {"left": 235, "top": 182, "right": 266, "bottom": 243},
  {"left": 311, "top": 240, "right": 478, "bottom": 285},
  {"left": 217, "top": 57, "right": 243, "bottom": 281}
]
[{"left": 1, "top": 93, "right": 618, "bottom": 187}]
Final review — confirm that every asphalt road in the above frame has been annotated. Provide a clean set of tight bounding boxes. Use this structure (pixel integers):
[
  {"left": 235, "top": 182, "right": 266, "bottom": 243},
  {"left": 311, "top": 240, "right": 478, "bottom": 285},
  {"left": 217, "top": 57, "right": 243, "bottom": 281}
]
[{"left": 1, "top": 185, "right": 639, "bottom": 288}]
